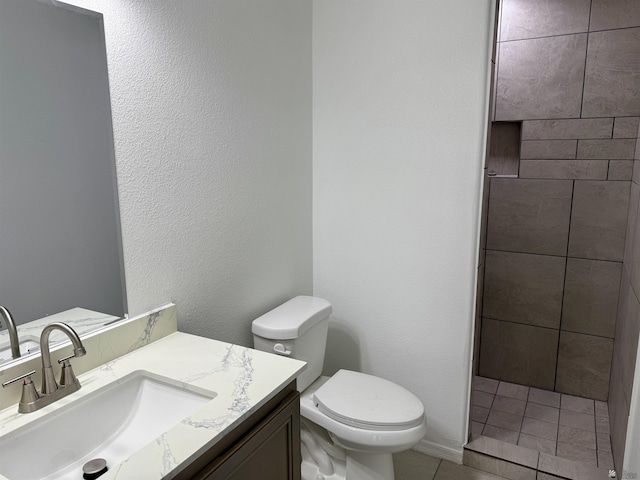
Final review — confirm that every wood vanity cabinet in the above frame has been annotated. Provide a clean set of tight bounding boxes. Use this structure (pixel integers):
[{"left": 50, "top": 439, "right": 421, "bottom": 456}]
[{"left": 176, "top": 381, "right": 301, "bottom": 480}]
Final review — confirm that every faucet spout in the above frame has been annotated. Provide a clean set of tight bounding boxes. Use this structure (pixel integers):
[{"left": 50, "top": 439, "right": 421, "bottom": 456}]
[
  {"left": 0, "top": 305, "right": 20, "bottom": 360},
  {"left": 40, "top": 322, "right": 86, "bottom": 395}
]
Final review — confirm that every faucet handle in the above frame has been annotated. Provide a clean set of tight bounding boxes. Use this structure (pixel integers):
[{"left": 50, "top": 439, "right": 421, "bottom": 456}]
[
  {"left": 58, "top": 358, "right": 79, "bottom": 387},
  {"left": 2, "top": 370, "right": 40, "bottom": 408}
]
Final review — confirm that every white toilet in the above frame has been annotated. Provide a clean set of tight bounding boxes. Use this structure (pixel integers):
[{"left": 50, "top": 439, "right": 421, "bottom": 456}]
[{"left": 252, "top": 296, "right": 427, "bottom": 480}]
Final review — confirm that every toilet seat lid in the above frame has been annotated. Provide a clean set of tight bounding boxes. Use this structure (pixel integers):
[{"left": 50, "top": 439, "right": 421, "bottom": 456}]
[{"left": 312, "top": 370, "right": 425, "bottom": 431}]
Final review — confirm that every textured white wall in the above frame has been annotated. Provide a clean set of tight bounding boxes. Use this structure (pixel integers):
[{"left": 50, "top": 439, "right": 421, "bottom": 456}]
[
  {"left": 67, "top": 0, "right": 313, "bottom": 346},
  {"left": 313, "top": 0, "right": 494, "bottom": 458}
]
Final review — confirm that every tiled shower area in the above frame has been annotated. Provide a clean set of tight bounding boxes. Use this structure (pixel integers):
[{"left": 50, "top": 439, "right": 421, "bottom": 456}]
[{"left": 471, "top": 0, "right": 640, "bottom": 475}]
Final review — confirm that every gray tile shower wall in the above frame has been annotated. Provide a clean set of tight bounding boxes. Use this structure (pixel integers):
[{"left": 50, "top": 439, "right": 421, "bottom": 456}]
[{"left": 478, "top": 0, "right": 640, "bottom": 472}]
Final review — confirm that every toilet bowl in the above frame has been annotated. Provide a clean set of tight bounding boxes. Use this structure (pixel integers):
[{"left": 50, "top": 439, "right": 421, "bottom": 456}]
[{"left": 252, "top": 296, "right": 427, "bottom": 480}]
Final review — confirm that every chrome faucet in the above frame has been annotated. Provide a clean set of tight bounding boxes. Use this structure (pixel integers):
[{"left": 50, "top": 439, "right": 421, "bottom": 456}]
[
  {"left": 0, "top": 305, "right": 20, "bottom": 359},
  {"left": 1, "top": 322, "right": 86, "bottom": 413}
]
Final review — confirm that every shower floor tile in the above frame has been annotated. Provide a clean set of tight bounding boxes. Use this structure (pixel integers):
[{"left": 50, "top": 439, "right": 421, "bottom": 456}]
[{"left": 472, "top": 376, "right": 614, "bottom": 469}]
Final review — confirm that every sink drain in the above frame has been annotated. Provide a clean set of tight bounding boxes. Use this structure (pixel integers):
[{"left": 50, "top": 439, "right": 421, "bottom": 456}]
[{"left": 82, "top": 458, "right": 108, "bottom": 480}]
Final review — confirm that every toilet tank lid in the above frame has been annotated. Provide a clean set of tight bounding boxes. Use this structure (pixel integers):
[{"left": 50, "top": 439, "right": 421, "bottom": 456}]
[{"left": 252, "top": 296, "right": 332, "bottom": 340}]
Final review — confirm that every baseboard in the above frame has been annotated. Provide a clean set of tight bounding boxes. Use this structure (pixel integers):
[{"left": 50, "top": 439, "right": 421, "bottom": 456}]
[{"left": 412, "top": 439, "right": 463, "bottom": 464}]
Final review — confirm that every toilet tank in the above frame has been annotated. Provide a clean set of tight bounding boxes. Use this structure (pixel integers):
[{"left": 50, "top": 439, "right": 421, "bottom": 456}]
[{"left": 252, "top": 296, "right": 332, "bottom": 391}]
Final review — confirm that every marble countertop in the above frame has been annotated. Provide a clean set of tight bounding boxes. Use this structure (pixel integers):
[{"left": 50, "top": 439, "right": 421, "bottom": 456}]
[{"left": 0, "top": 331, "right": 306, "bottom": 479}]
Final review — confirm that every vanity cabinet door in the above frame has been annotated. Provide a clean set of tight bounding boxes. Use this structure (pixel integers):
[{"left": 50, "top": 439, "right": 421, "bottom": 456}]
[{"left": 193, "top": 390, "right": 301, "bottom": 480}]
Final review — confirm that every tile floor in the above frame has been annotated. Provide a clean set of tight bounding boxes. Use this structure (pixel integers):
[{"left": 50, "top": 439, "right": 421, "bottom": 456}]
[
  {"left": 393, "top": 450, "right": 505, "bottom": 480},
  {"left": 471, "top": 376, "right": 613, "bottom": 469}
]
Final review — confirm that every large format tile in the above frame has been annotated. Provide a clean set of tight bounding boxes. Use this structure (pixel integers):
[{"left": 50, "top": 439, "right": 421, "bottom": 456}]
[
  {"left": 486, "top": 179, "right": 573, "bottom": 256},
  {"left": 612, "top": 274, "right": 640, "bottom": 408},
  {"left": 521, "top": 140, "right": 577, "bottom": 159},
  {"left": 561, "top": 258, "right": 622, "bottom": 338},
  {"left": 608, "top": 365, "right": 629, "bottom": 472},
  {"left": 590, "top": 0, "right": 640, "bottom": 31},
  {"left": 613, "top": 117, "right": 640, "bottom": 138},
  {"left": 483, "top": 251, "right": 566, "bottom": 328},
  {"left": 577, "top": 139, "right": 636, "bottom": 159},
  {"left": 463, "top": 451, "right": 536, "bottom": 480},
  {"left": 500, "top": 0, "right": 590, "bottom": 41},
  {"left": 556, "top": 331, "right": 614, "bottom": 401},
  {"left": 582, "top": 28, "right": 640, "bottom": 118},
  {"left": 626, "top": 183, "right": 640, "bottom": 295},
  {"left": 521, "top": 118, "right": 613, "bottom": 140},
  {"left": 519, "top": 160, "right": 608, "bottom": 180},
  {"left": 393, "top": 449, "right": 441, "bottom": 480},
  {"left": 609, "top": 160, "right": 634, "bottom": 181},
  {"left": 435, "top": 460, "right": 508, "bottom": 480},
  {"left": 496, "top": 34, "right": 587, "bottom": 120},
  {"left": 465, "top": 436, "right": 539, "bottom": 469},
  {"left": 598, "top": 450, "right": 615, "bottom": 469},
  {"left": 479, "top": 319, "right": 559, "bottom": 391},
  {"left": 568, "top": 180, "right": 631, "bottom": 261}
]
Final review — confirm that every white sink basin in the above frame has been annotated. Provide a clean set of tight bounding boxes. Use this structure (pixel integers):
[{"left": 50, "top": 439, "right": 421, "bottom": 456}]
[
  {"left": 0, "top": 371, "right": 216, "bottom": 480},
  {"left": 0, "top": 336, "right": 40, "bottom": 365}
]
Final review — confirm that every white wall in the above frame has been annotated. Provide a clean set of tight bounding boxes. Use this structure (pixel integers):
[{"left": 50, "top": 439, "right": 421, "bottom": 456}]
[
  {"left": 67, "top": 0, "right": 313, "bottom": 346},
  {"left": 313, "top": 0, "right": 494, "bottom": 459}
]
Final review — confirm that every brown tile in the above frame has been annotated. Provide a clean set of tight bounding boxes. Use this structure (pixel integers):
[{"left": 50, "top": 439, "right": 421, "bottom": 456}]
[
  {"left": 577, "top": 139, "right": 637, "bottom": 159},
  {"left": 483, "top": 251, "right": 566, "bottom": 328},
  {"left": 536, "top": 473, "right": 562, "bottom": 480},
  {"left": 496, "top": 35, "right": 587, "bottom": 121},
  {"left": 486, "top": 179, "right": 573, "bottom": 255},
  {"left": 609, "top": 160, "right": 634, "bottom": 180},
  {"left": 435, "top": 459, "right": 514, "bottom": 480},
  {"left": 487, "top": 122, "right": 521, "bottom": 176},
  {"left": 556, "top": 443, "right": 598, "bottom": 467},
  {"left": 608, "top": 366, "right": 628, "bottom": 472},
  {"left": 493, "top": 395, "right": 527, "bottom": 416},
  {"left": 482, "top": 424, "right": 520, "bottom": 444},
  {"left": 479, "top": 319, "right": 559, "bottom": 391},
  {"left": 561, "top": 258, "right": 621, "bottom": 338},
  {"left": 497, "top": 382, "right": 530, "bottom": 401},
  {"left": 465, "top": 435, "right": 539, "bottom": 469},
  {"left": 473, "top": 391, "right": 495, "bottom": 409},
  {"left": 597, "top": 451, "right": 615, "bottom": 469},
  {"left": 521, "top": 417, "right": 558, "bottom": 441},
  {"left": 473, "top": 405, "right": 491, "bottom": 423},
  {"left": 559, "top": 409, "right": 596, "bottom": 432},
  {"left": 486, "top": 409, "right": 523, "bottom": 433},
  {"left": 393, "top": 449, "right": 441, "bottom": 479},
  {"left": 463, "top": 451, "right": 537, "bottom": 480},
  {"left": 521, "top": 140, "right": 577, "bottom": 160},
  {"left": 475, "top": 376, "right": 500, "bottom": 394},
  {"left": 556, "top": 332, "right": 614, "bottom": 401},
  {"left": 613, "top": 117, "right": 640, "bottom": 138},
  {"left": 518, "top": 433, "right": 556, "bottom": 455},
  {"left": 521, "top": 118, "right": 613, "bottom": 140},
  {"left": 597, "top": 433, "right": 612, "bottom": 453},
  {"left": 525, "top": 403, "right": 560, "bottom": 424},
  {"left": 596, "top": 415, "right": 611, "bottom": 436},
  {"left": 626, "top": 184, "right": 640, "bottom": 294},
  {"left": 582, "top": 28, "right": 640, "bottom": 117},
  {"left": 500, "top": 0, "right": 590, "bottom": 41},
  {"left": 558, "top": 425, "right": 597, "bottom": 449},
  {"left": 528, "top": 388, "right": 561, "bottom": 408},
  {"left": 594, "top": 400, "right": 608, "bottom": 418},
  {"left": 612, "top": 274, "right": 640, "bottom": 408},
  {"left": 561, "top": 394, "right": 595, "bottom": 415},
  {"left": 568, "top": 180, "right": 631, "bottom": 262},
  {"left": 519, "top": 160, "right": 608, "bottom": 180},
  {"left": 538, "top": 452, "right": 610, "bottom": 480},
  {"left": 590, "top": 0, "right": 640, "bottom": 31},
  {"left": 472, "top": 421, "right": 485, "bottom": 436}
]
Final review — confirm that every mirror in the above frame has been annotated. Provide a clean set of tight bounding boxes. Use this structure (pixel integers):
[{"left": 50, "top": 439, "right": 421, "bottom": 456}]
[{"left": 0, "top": 0, "right": 127, "bottom": 366}]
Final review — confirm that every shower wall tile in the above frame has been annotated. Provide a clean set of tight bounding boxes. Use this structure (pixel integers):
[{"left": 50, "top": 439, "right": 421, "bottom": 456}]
[
  {"left": 590, "top": 0, "right": 640, "bottom": 31},
  {"left": 613, "top": 117, "right": 640, "bottom": 138},
  {"left": 495, "top": 34, "right": 587, "bottom": 121},
  {"left": 521, "top": 118, "right": 613, "bottom": 140},
  {"left": 577, "top": 139, "right": 636, "bottom": 159},
  {"left": 625, "top": 183, "right": 640, "bottom": 294},
  {"left": 521, "top": 140, "right": 577, "bottom": 159},
  {"left": 608, "top": 364, "right": 629, "bottom": 472},
  {"left": 483, "top": 250, "right": 566, "bottom": 329},
  {"left": 519, "top": 160, "right": 608, "bottom": 180},
  {"left": 555, "top": 331, "right": 613, "bottom": 401},
  {"left": 568, "top": 180, "right": 631, "bottom": 261},
  {"left": 613, "top": 273, "right": 640, "bottom": 409},
  {"left": 479, "top": 318, "right": 559, "bottom": 391},
  {"left": 500, "top": 0, "right": 590, "bottom": 41},
  {"left": 582, "top": 28, "right": 640, "bottom": 118},
  {"left": 608, "top": 160, "right": 634, "bottom": 181},
  {"left": 561, "top": 258, "right": 622, "bottom": 338},
  {"left": 486, "top": 179, "right": 572, "bottom": 255}
]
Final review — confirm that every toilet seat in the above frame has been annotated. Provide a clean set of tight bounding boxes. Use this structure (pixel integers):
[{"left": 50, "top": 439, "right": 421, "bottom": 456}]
[{"left": 312, "top": 370, "right": 424, "bottom": 431}]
